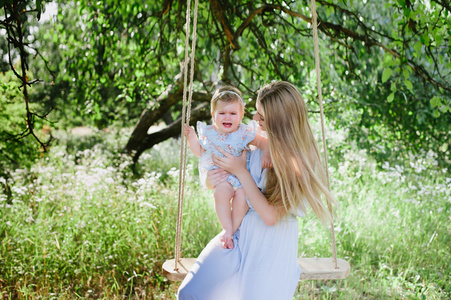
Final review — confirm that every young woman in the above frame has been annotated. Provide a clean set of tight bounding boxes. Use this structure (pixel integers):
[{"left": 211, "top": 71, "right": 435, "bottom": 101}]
[{"left": 178, "top": 81, "right": 336, "bottom": 300}]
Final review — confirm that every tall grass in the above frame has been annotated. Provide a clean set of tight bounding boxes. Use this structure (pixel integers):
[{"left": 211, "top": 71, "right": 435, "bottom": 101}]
[
  {"left": 0, "top": 126, "right": 449, "bottom": 299},
  {"left": 294, "top": 145, "right": 450, "bottom": 299}
]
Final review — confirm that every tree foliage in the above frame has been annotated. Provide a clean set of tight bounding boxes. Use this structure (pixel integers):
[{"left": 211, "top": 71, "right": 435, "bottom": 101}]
[
  {"left": 0, "top": 0, "right": 54, "bottom": 174},
  {"left": 2, "top": 0, "right": 450, "bottom": 166},
  {"left": 0, "top": 71, "right": 42, "bottom": 185}
]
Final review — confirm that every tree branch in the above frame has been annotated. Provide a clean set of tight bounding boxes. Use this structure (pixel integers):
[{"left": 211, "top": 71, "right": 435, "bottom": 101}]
[
  {"left": 158, "top": 0, "right": 174, "bottom": 16},
  {"left": 229, "top": 2, "right": 450, "bottom": 92},
  {"left": 249, "top": 23, "right": 286, "bottom": 80},
  {"left": 208, "top": 0, "right": 239, "bottom": 50},
  {"left": 132, "top": 102, "right": 211, "bottom": 163},
  {"left": 236, "top": 4, "right": 311, "bottom": 40},
  {"left": 2, "top": 0, "right": 51, "bottom": 152},
  {"left": 432, "top": 0, "right": 451, "bottom": 12},
  {"left": 124, "top": 81, "right": 211, "bottom": 155}
]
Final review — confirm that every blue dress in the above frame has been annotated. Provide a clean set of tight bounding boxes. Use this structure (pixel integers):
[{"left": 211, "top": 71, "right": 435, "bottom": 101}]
[
  {"left": 197, "top": 120, "right": 258, "bottom": 189},
  {"left": 178, "top": 149, "right": 304, "bottom": 300}
]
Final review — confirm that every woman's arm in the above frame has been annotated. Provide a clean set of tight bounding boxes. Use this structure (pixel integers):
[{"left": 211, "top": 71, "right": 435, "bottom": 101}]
[{"left": 212, "top": 148, "right": 286, "bottom": 226}]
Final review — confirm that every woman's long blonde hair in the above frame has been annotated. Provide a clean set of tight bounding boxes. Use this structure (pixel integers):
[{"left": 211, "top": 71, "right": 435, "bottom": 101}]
[{"left": 258, "top": 81, "right": 336, "bottom": 224}]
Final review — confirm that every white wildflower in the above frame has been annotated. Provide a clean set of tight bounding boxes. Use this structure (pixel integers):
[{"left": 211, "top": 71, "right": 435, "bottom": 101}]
[
  {"left": 167, "top": 167, "right": 179, "bottom": 177},
  {"left": 338, "top": 161, "right": 349, "bottom": 175},
  {"left": 140, "top": 202, "right": 156, "bottom": 209}
]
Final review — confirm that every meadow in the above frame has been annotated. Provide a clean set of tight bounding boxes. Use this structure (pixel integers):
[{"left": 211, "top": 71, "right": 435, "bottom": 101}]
[{"left": 0, "top": 125, "right": 449, "bottom": 299}]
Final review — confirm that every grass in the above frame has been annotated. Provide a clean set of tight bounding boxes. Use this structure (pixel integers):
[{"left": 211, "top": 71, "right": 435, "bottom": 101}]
[{"left": 0, "top": 126, "right": 449, "bottom": 299}]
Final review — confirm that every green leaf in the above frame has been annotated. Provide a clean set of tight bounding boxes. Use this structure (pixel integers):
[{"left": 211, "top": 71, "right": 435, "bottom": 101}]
[
  {"left": 390, "top": 82, "right": 397, "bottom": 92},
  {"left": 414, "top": 42, "right": 422, "bottom": 57},
  {"left": 403, "top": 7, "right": 410, "bottom": 18},
  {"left": 135, "top": 70, "right": 144, "bottom": 78},
  {"left": 382, "top": 68, "right": 393, "bottom": 83},
  {"left": 387, "top": 92, "right": 395, "bottom": 103},
  {"left": 403, "top": 68, "right": 410, "bottom": 79},
  {"left": 383, "top": 53, "right": 393, "bottom": 65},
  {"left": 36, "top": 0, "right": 42, "bottom": 21},
  {"left": 430, "top": 96, "right": 441, "bottom": 108},
  {"left": 421, "top": 33, "right": 430, "bottom": 46},
  {"left": 326, "top": 6, "right": 334, "bottom": 17},
  {"left": 404, "top": 80, "right": 413, "bottom": 90}
]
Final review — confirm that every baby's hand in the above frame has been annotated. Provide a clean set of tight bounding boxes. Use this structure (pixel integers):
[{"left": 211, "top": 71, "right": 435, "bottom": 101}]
[
  {"left": 261, "top": 152, "right": 272, "bottom": 169},
  {"left": 183, "top": 124, "right": 194, "bottom": 136}
]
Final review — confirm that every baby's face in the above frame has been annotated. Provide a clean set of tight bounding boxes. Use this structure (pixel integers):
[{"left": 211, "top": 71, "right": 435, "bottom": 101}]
[{"left": 212, "top": 101, "right": 244, "bottom": 134}]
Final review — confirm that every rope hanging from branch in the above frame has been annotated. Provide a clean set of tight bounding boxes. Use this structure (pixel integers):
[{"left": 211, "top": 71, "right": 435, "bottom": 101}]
[
  {"left": 174, "top": 0, "right": 200, "bottom": 271},
  {"left": 310, "top": 0, "right": 338, "bottom": 269}
]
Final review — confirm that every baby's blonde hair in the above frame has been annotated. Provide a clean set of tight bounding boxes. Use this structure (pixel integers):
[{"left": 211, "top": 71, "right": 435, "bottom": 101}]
[
  {"left": 210, "top": 85, "right": 244, "bottom": 115},
  {"left": 257, "top": 81, "right": 336, "bottom": 225}
]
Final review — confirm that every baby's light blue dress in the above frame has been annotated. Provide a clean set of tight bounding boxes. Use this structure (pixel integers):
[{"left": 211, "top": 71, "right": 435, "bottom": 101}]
[
  {"left": 178, "top": 149, "right": 304, "bottom": 300},
  {"left": 197, "top": 120, "right": 258, "bottom": 188}
]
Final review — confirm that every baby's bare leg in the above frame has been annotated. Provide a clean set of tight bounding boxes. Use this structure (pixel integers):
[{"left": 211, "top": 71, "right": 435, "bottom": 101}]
[
  {"left": 231, "top": 188, "right": 249, "bottom": 234},
  {"left": 214, "top": 182, "right": 235, "bottom": 249}
]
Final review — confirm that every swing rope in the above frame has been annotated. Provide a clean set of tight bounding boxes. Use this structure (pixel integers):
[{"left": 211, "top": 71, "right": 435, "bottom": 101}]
[
  {"left": 310, "top": 0, "right": 338, "bottom": 269},
  {"left": 174, "top": 0, "right": 199, "bottom": 271}
]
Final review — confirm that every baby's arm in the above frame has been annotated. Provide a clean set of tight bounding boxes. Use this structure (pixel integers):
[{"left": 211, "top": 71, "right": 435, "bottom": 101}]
[
  {"left": 249, "top": 134, "right": 272, "bottom": 169},
  {"left": 183, "top": 124, "right": 205, "bottom": 158}
]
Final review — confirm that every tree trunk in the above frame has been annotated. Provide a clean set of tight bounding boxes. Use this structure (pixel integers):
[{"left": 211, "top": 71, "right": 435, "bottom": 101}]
[
  {"left": 132, "top": 102, "right": 211, "bottom": 163},
  {"left": 124, "top": 81, "right": 211, "bottom": 163}
]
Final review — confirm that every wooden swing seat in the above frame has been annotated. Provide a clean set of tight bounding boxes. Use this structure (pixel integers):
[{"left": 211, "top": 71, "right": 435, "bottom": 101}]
[
  {"left": 298, "top": 257, "right": 350, "bottom": 280},
  {"left": 163, "top": 258, "right": 197, "bottom": 281},
  {"left": 163, "top": 256, "right": 350, "bottom": 281}
]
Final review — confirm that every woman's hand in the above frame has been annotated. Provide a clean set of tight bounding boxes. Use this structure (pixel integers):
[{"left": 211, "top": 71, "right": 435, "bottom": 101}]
[
  {"left": 212, "top": 147, "right": 248, "bottom": 176},
  {"left": 206, "top": 168, "right": 229, "bottom": 190}
]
